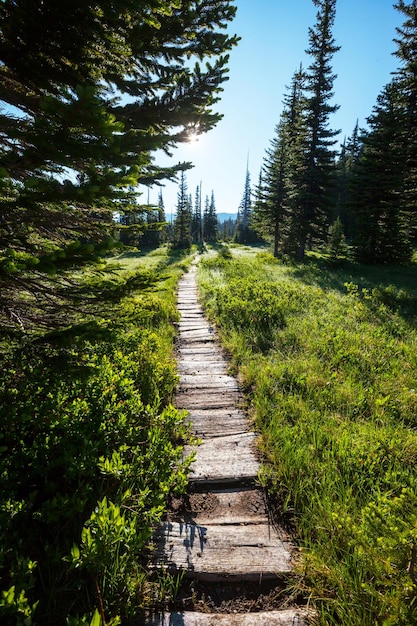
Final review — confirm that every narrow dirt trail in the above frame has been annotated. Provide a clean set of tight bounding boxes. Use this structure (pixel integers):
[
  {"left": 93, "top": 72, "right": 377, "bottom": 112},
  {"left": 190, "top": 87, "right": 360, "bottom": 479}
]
[{"left": 147, "top": 263, "right": 309, "bottom": 625}]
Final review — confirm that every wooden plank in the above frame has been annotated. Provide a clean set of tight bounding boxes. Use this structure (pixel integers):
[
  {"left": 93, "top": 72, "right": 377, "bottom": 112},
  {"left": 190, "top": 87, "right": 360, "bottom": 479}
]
[
  {"left": 177, "top": 351, "right": 226, "bottom": 362},
  {"left": 178, "top": 357, "right": 226, "bottom": 366},
  {"left": 177, "top": 346, "right": 225, "bottom": 357},
  {"left": 184, "top": 433, "right": 260, "bottom": 485},
  {"left": 186, "top": 408, "right": 249, "bottom": 438},
  {"left": 179, "top": 375, "right": 239, "bottom": 390},
  {"left": 176, "top": 392, "right": 241, "bottom": 410},
  {"left": 154, "top": 521, "right": 293, "bottom": 580},
  {"left": 178, "top": 363, "right": 228, "bottom": 375},
  {"left": 145, "top": 610, "right": 308, "bottom": 625},
  {"left": 178, "top": 318, "right": 208, "bottom": 324},
  {"left": 178, "top": 383, "right": 238, "bottom": 391},
  {"left": 179, "top": 333, "right": 217, "bottom": 343},
  {"left": 177, "top": 305, "right": 202, "bottom": 312},
  {"left": 176, "top": 388, "right": 240, "bottom": 401},
  {"left": 179, "top": 326, "right": 214, "bottom": 335},
  {"left": 177, "top": 295, "right": 199, "bottom": 300},
  {"left": 180, "top": 325, "right": 213, "bottom": 333}
]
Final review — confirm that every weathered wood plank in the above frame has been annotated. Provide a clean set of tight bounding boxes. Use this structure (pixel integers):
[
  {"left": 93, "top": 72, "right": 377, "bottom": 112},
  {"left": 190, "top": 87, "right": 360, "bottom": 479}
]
[
  {"left": 178, "top": 321, "right": 212, "bottom": 329},
  {"left": 178, "top": 363, "right": 228, "bottom": 375},
  {"left": 146, "top": 610, "right": 308, "bottom": 625},
  {"left": 178, "top": 327, "right": 214, "bottom": 336},
  {"left": 178, "top": 334, "right": 217, "bottom": 343},
  {"left": 177, "top": 346, "right": 225, "bottom": 357},
  {"left": 186, "top": 408, "right": 249, "bottom": 437},
  {"left": 177, "top": 350, "right": 226, "bottom": 361},
  {"left": 176, "top": 391, "right": 241, "bottom": 410},
  {"left": 154, "top": 521, "right": 293, "bottom": 580},
  {"left": 179, "top": 375, "right": 239, "bottom": 390},
  {"left": 177, "top": 305, "right": 203, "bottom": 312},
  {"left": 184, "top": 433, "right": 260, "bottom": 485},
  {"left": 178, "top": 383, "right": 238, "bottom": 391}
]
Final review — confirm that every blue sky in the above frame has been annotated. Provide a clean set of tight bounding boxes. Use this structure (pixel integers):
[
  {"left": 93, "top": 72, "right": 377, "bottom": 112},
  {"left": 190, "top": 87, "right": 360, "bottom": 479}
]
[{"left": 150, "top": 0, "right": 403, "bottom": 216}]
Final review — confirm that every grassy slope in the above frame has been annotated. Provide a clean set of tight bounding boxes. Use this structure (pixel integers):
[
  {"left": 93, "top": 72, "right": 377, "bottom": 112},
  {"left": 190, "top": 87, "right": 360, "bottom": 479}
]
[
  {"left": 0, "top": 245, "right": 194, "bottom": 625},
  {"left": 197, "top": 247, "right": 417, "bottom": 626}
]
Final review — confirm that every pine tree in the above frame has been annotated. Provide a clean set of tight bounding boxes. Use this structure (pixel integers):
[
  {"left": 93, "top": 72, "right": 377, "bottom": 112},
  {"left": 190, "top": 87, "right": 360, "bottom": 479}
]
[
  {"left": 253, "top": 67, "right": 307, "bottom": 256},
  {"left": 157, "top": 190, "right": 168, "bottom": 244},
  {"left": 350, "top": 80, "right": 411, "bottom": 264},
  {"left": 327, "top": 216, "right": 348, "bottom": 261},
  {"left": 290, "top": 0, "right": 340, "bottom": 259},
  {"left": 203, "top": 191, "right": 218, "bottom": 242},
  {"left": 220, "top": 217, "right": 237, "bottom": 240},
  {"left": 173, "top": 172, "right": 192, "bottom": 248},
  {"left": 394, "top": 0, "right": 417, "bottom": 238},
  {"left": 234, "top": 165, "right": 255, "bottom": 243},
  {"left": 0, "top": 0, "right": 238, "bottom": 329},
  {"left": 253, "top": 125, "right": 288, "bottom": 256},
  {"left": 334, "top": 121, "right": 362, "bottom": 238},
  {"left": 191, "top": 184, "right": 203, "bottom": 243}
]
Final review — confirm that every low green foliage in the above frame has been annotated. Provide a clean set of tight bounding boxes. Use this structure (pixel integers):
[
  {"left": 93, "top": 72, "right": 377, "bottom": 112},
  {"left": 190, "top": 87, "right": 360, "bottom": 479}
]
[
  {"left": 0, "top": 247, "right": 193, "bottom": 624},
  {"left": 198, "top": 248, "right": 417, "bottom": 625}
]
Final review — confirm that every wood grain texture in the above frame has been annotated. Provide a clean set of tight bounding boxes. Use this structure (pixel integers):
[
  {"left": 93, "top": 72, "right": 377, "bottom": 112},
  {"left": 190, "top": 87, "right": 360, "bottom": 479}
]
[
  {"left": 146, "top": 610, "right": 308, "bottom": 625},
  {"left": 154, "top": 521, "right": 293, "bottom": 580},
  {"left": 184, "top": 433, "right": 260, "bottom": 485},
  {"left": 186, "top": 408, "right": 249, "bottom": 438}
]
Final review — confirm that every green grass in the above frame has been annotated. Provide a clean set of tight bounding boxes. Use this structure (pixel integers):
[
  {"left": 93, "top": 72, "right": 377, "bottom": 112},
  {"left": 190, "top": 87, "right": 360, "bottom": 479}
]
[
  {"left": 197, "top": 248, "right": 417, "bottom": 626},
  {"left": 0, "top": 245, "right": 194, "bottom": 625}
]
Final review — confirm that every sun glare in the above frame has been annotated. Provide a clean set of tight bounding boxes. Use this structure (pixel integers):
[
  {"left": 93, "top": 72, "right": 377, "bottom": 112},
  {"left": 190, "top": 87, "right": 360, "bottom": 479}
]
[{"left": 187, "top": 131, "right": 200, "bottom": 144}]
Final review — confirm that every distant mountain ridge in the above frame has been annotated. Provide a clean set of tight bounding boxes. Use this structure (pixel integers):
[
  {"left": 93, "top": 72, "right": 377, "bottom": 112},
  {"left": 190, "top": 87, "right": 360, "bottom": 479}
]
[
  {"left": 165, "top": 212, "right": 237, "bottom": 223},
  {"left": 217, "top": 212, "right": 237, "bottom": 223}
]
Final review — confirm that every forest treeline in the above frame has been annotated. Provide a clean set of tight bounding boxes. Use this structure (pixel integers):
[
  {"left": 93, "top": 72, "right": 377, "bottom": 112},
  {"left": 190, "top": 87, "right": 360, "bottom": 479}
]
[
  {"left": 253, "top": 0, "right": 417, "bottom": 264},
  {"left": 133, "top": 0, "right": 417, "bottom": 265}
]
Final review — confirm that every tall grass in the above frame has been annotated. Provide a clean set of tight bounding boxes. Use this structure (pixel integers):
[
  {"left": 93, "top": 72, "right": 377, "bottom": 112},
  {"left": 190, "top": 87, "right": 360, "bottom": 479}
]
[{"left": 197, "top": 249, "right": 417, "bottom": 625}]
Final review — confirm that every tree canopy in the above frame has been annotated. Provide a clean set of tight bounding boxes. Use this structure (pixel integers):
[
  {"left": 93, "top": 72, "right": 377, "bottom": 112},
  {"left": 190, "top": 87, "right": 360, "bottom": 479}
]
[{"left": 0, "top": 0, "right": 238, "bottom": 330}]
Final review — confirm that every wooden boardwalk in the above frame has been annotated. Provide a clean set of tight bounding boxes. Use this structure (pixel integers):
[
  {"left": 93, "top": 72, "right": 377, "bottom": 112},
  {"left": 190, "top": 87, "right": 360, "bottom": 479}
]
[{"left": 147, "top": 263, "right": 308, "bottom": 625}]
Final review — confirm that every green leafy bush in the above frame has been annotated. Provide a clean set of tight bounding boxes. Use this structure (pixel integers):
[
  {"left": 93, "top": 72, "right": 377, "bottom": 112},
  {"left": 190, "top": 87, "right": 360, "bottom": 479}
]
[{"left": 0, "top": 250, "right": 191, "bottom": 624}]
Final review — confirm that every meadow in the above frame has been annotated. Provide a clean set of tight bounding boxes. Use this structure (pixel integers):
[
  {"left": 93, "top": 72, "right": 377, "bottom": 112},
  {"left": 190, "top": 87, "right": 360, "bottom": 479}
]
[
  {"left": 3, "top": 241, "right": 417, "bottom": 625},
  {"left": 197, "top": 247, "right": 417, "bottom": 626},
  {"left": 0, "top": 246, "right": 194, "bottom": 625}
]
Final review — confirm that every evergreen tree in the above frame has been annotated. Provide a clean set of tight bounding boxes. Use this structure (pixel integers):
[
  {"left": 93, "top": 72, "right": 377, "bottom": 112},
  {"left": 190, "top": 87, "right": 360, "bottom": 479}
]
[
  {"left": 220, "top": 217, "right": 237, "bottom": 240},
  {"left": 253, "top": 67, "right": 307, "bottom": 256},
  {"left": 347, "top": 1, "right": 417, "bottom": 263},
  {"left": 172, "top": 172, "right": 192, "bottom": 248},
  {"left": 203, "top": 191, "right": 218, "bottom": 242},
  {"left": 327, "top": 216, "right": 348, "bottom": 261},
  {"left": 290, "top": 0, "right": 340, "bottom": 259},
  {"left": 118, "top": 193, "right": 149, "bottom": 247},
  {"left": 350, "top": 80, "right": 411, "bottom": 264},
  {"left": 253, "top": 125, "right": 287, "bottom": 256},
  {"left": 0, "top": 0, "right": 238, "bottom": 329},
  {"left": 157, "top": 190, "right": 168, "bottom": 244},
  {"left": 334, "top": 121, "right": 362, "bottom": 239},
  {"left": 191, "top": 184, "right": 203, "bottom": 243},
  {"left": 394, "top": 0, "right": 417, "bottom": 239},
  {"left": 234, "top": 164, "right": 256, "bottom": 243}
]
